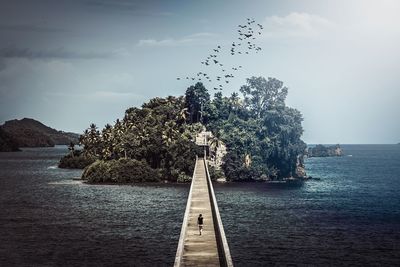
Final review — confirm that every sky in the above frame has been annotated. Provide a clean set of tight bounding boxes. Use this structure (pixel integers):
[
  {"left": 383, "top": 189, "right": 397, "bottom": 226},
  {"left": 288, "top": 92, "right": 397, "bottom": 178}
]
[{"left": 0, "top": 0, "right": 399, "bottom": 144}]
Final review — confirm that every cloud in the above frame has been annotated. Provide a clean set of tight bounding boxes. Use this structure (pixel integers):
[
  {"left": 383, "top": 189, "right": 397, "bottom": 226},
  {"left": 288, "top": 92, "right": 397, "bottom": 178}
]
[
  {"left": 0, "top": 24, "right": 67, "bottom": 33},
  {"left": 0, "top": 46, "right": 115, "bottom": 60},
  {"left": 45, "top": 90, "right": 139, "bottom": 99},
  {"left": 85, "top": 0, "right": 173, "bottom": 16},
  {"left": 0, "top": 59, "right": 5, "bottom": 72},
  {"left": 137, "top": 32, "right": 218, "bottom": 47},
  {"left": 93, "top": 91, "right": 139, "bottom": 98},
  {"left": 262, "top": 12, "right": 336, "bottom": 38}
]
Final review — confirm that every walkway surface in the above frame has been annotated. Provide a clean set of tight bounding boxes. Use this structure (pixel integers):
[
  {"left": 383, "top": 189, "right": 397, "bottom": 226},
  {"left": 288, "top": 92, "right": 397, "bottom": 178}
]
[{"left": 175, "top": 158, "right": 221, "bottom": 266}]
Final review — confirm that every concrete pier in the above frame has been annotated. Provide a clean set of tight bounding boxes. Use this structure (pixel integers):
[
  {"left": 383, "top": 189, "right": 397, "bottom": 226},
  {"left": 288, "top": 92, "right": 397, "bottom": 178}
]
[{"left": 174, "top": 158, "right": 233, "bottom": 267}]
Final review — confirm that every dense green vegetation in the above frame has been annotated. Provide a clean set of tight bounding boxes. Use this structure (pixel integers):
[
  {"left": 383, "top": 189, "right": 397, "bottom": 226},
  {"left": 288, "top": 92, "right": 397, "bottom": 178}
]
[
  {"left": 0, "top": 128, "right": 20, "bottom": 152},
  {"left": 58, "top": 149, "right": 96, "bottom": 169},
  {"left": 204, "top": 77, "right": 306, "bottom": 180},
  {"left": 69, "top": 96, "right": 202, "bottom": 182},
  {"left": 82, "top": 158, "right": 162, "bottom": 183},
  {"left": 61, "top": 76, "right": 306, "bottom": 182},
  {"left": 308, "top": 144, "right": 343, "bottom": 157},
  {"left": 0, "top": 118, "right": 79, "bottom": 148}
]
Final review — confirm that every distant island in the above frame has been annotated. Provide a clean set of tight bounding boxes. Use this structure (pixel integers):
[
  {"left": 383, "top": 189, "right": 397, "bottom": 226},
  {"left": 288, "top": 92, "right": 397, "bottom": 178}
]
[
  {"left": 307, "top": 144, "right": 343, "bottom": 157},
  {"left": 0, "top": 118, "right": 79, "bottom": 151},
  {"left": 60, "top": 77, "right": 308, "bottom": 183}
]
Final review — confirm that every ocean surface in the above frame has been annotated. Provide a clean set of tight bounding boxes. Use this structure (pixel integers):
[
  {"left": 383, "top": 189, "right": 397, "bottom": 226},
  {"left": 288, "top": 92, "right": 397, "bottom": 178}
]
[{"left": 0, "top": 145, "right": 399, "bottom": 266}]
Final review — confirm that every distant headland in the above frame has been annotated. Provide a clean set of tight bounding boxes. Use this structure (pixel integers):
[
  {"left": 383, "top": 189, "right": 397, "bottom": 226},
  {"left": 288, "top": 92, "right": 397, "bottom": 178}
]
[
  {"left": 307, "top": 144, "right": 343, "bottom": 157},
  {"left": 0, "top": 118, "right": 79, "bottom": 151}
]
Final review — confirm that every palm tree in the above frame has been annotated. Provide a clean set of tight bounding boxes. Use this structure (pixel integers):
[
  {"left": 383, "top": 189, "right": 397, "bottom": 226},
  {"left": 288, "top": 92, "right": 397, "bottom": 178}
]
[
  {"left": 80, "top": 123, "right": 101, "bottom": 158},
  {"left": 68, "top": 141, "right": 75, "bottom": 158}
]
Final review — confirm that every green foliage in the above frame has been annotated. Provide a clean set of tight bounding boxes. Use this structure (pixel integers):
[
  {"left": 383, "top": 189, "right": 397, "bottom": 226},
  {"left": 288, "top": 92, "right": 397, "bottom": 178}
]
[
  {"left": 308, "top": 144, "right": 343, "bottom": 157},
  {"left": 240, "top": 77, "right": 288, "bottom": 118},
  {"left": 0, "top": 128, "right": 20, "bottom": 152},
  {"left": 79, "top": 123, "right": 102, "bottom": 158},
  {"left": 207, "top": 76, "right": 306, "bottom": 180},
  {"left": 176, "top": 172, "right": 192, "bottom": 183},
  {"left": 73, "top": 76, "right": 306, "bottom": 183},
  {"left": 82, "top": 158, "right": 161, "bottom": 183},
  {"left": 77, "top": 95, "right": 199, "bottom": 182},
  {"left": 207, "top": 165, "right": 225, "bottom": 181},
  {"left": 185, "top": 82, "right": 210, "bottom": 124},
  {"left": 58, "top": 150, "right": 96, "bottom": 169}
]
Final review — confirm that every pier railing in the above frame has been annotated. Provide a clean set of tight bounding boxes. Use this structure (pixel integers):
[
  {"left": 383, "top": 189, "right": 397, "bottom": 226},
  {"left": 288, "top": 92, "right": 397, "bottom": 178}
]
[
  {"left": 174, "top": 156, "right": 198, "bottom": 267},
  {"left": 203, "top": 158, "right": 233, "bottom": 267}
]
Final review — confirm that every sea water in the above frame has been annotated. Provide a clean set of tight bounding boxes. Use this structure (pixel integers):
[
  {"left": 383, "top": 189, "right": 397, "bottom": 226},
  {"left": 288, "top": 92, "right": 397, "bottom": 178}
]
[
  {"left": 216, "top": 144, "right": 400, "bottom": 266},
  {"left": 0, "top": 145, "right": 399, "bottom": 266}
]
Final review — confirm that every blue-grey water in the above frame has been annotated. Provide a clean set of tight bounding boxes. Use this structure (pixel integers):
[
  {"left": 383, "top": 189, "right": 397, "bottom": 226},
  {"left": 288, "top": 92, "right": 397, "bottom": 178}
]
[{"left": 1, "top": 145, "right": 399, "bottom": 266}]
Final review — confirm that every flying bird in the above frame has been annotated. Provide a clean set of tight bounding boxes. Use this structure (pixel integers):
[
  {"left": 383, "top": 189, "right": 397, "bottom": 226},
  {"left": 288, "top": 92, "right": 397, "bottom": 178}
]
[{"left": 178, "top": 18, "right": 264, "bottom": 88}]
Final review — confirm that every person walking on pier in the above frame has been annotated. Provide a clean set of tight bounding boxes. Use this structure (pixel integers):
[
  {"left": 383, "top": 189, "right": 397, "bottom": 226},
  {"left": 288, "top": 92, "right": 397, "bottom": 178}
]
[{"left": 197, "top": 214, "right": 204, "bottom": 235}]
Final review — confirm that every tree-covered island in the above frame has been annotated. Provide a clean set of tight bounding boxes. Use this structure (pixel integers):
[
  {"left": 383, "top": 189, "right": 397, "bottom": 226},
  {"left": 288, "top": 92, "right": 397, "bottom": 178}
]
[
  {"left": 60, "top": 76, "right": 307, "bottom": 183},
  {"left": 307, "top": 144, "right": 343, "bottom": 157}
]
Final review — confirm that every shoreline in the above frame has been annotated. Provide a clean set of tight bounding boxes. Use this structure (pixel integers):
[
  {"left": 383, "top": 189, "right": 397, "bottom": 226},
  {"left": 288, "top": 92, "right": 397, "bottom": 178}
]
[{"left": 72, "top": 177, "right": 314, "bottom": 186}]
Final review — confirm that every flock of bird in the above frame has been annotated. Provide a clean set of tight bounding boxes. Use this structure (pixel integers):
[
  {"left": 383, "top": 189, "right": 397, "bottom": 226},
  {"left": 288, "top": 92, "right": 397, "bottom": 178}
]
[{"left": 177, "top": 18, "right": 264, "bottom": 90}]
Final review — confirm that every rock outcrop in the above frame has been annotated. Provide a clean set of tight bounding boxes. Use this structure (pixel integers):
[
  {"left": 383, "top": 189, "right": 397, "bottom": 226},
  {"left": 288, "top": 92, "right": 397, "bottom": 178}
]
[{"left": 307, "top": 144, "right": 343, "bottom": 157}]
